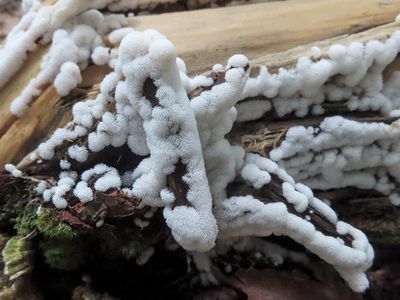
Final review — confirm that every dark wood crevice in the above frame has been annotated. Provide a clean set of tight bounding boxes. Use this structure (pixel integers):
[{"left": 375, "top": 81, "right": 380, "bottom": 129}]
[
  {"left": 143, "top": 78, "right": 159, "bottom": 108},
  {"left": 168, "top": 159, "right": 191, "bottom": 208},
  {"left": 142, "top": 77, "right": 192, "bottom": 209},
  {"left": 188, "top": 70, "right": 226, "bottom": 99}
]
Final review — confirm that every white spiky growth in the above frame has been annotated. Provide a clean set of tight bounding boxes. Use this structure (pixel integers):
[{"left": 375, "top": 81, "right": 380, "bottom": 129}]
[
  {"left": 177, "top": 50, "right": 374, "bottom": 291},
  {"left": 115, "top": 30, "right": 218, "bottom": 252},
  {"left": 32, "top": 30, "right": 219, "bottom": 252},
  {"left": 270, "top": 117, "right": 400, "bottom": 200},
  {"left": 215, "top": 154, "right": 373, "bottom": 292},
  {"left": 8, "top": 4, "right": 400, "bottom": 294},
  {"left": 7, "top": 7, "right": 128, "bottom": 116},
  {"left": 13, "top": 28, "right": 374, "bottom": 291},
  {"left": 237, "top": 30, "right": 400, "bottom": 121}
]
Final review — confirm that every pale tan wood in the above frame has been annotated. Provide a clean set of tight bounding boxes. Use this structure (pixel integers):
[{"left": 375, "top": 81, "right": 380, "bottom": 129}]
[
  {"left": 131, "top": 0, "right": 400, "bottom": 74},
  {"left": 1, "top": 0, "right": 400, "bottom": 166},
  {"left": 0, "top": 65, "right": 108, "bottom": 165},
  {"left": 251, "top": 22, "right": 400, "bottom": 73},
  {"left": 0, "top": 86, "right": 63, "bottom": 165},
  {"left": 0, "top": 46, "right": 48, "bottom": 136}
]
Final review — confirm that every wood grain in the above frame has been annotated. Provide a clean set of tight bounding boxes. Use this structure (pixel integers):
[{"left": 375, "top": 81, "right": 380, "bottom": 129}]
[
  {"left": 131, "top": 0, "right": 400, "bottom": 74},
  {"left": 251, "top": 22, "right": 400, "bottom": 72}
]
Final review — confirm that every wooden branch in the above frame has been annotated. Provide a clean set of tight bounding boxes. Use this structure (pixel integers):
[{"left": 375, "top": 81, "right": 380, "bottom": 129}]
[
  {"left": 0, "top": 65, "right": 109, "bottom": 167},
  {"left": 131, "top": 0, "right": 400, "bottom": 75},
  {"left": 1, "top": 0, "right": 400, "bottom": 168},
  {"left": 251, "top": 21, "right": 400, "bottom": 74},
  {"left": 316, "top": 188, "right": 400, "bottom": 244}
]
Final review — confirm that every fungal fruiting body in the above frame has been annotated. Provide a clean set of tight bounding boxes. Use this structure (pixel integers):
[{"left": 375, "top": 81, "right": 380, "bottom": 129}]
[
  {"left": 270, "top": 116, "right": 400, "bottom": 203},
  {"left": 237, "top": 31, "right": 400, "bottom": 121},
  {"left": 6, "top": 2, "right": 400, "bottom": 294},
  {"left": 32, "top": 29, "right": 218, "bottom": 252},
  {"left": 5, "top": 6, "right": 128, "bottom": 116}
]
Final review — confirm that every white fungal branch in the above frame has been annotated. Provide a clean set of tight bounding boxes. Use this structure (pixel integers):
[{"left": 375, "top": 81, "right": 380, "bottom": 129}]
[
  {"left": 180, "top": 53, "right": 374, "bottom": 291},
  {"left": 190, "top": 54, "right": 250, "bottom": 201},
  {"left": 0, "top": 0, "right": 119, "bottom": 91},
  {"left": 216, "top": 193, "right": 373, "bottom": 292},
  {"left": 8, "top": 7, "right": 128, "bottom": 116},
  {"left": 215, "top": 155, "right": 373, "bottom": 293},
  {"left": 32, "top": 29, "right": 219, "bottom": 253},
  {"left": 237, "top": 31, "right": 400, "bottom": 122},
  {"left": 5, "top": 6, "right": 392, "bottom": 292},
  {"left": 270, "top": 116, "right": 400, "bottom": 197},
  {"left": 115, "top": 30, "right": 218, "bottom": 252},
  {"left": 4, "top": 164, "right": 23, "bottom": 178}
]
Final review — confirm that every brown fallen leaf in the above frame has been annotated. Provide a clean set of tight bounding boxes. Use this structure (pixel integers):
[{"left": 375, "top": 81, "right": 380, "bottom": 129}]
[
  {"left": 221, "top": 268, "right": 362, "bottom": 300},
  {"left": 193, "top": 286, "right": 246, "bottom": 300},
  {"left": 61, "top": 210, "right": 92, "bottom": 229}
]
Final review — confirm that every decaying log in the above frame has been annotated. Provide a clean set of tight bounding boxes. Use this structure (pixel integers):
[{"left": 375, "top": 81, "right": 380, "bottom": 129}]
[
  {"left": 1, "top": 1, "right": 399, "bottom": 244},
  {"left": 1, "top": 0, "right": 400, "bottom": 298},
  {"left": 1, "top": 0, "right": 400, "bottom": 167},
  {"left": 131, "top": 0, "right": 400, "bottom": 74}
]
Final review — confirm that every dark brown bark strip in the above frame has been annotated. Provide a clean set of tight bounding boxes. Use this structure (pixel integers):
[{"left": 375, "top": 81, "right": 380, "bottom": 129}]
[{"left": 142, "top": 77, "right": 192, "bottom": 208}]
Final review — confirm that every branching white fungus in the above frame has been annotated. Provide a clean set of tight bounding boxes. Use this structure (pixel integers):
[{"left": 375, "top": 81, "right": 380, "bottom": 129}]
[
  {"left": 238, "top": 31, "right": 400, "bottom": 121},
  {"left": 6, "top": 3, "right": 400, "bottom": 293}
]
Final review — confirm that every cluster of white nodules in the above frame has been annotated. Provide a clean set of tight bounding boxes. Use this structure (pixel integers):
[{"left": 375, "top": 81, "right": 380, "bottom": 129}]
[
  {"left": 42, "top": 171, "right": 77, "bottom": 209},
  {"left": 113, "top": 30, "right": 218, "bottom": 252},
  {"left": 270, "top": 116, "right": 400, "bottom": 202},
  {"left": 216, "top": 153, "right": 373, "bottom": 292},
  {"left": 38, "top": 125, "right": 87, "bottom": 160},
  {"left": 236, "top": 31, "right": 400, "bottom": 122},
  {"left": 73, "top": 164, "right": 122, "bottom": 203},
  {"left": 180, "top": 60, "right": 374, "bottom": 291},
  {"left": 177, "top": 57, "right": 374, "bottom": 291},
  {"left": 36, "top": 30, "right": 222, "bottom": 252},
  {"left": 3, "top": 0, "right": 245, "bottom": 113},
  {"left": 4, "top": 164, "right": 23, "bottom": 178},
  {"left": 190, "top": 54, "right": 250, "bottom": 201},
  {"left": 0, "top": 0, "right": 160, "bottom": 93},
  {"left": 8, "top": 7, "right": 128, "bottom": 116}
]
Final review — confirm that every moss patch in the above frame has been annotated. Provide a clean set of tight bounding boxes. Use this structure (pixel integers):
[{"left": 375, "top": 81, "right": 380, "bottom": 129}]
[
  {"left": 39, "top": 238, "right": 87, "bottom": 271},
  {"left": 17, "top": 207, "right": 76, "bottom": 240}
]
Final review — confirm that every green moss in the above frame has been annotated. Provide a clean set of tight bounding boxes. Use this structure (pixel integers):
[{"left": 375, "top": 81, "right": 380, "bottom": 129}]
[
  {"left": 39, "top": 238, "right": 87, "bottom": 271},
  {"left": 0, "top": 181, "right": 38, "bottom": 232},
  {"left": 120, "top": 239, "right": 143, "bottom": 259},
  {"left": 2, "top": 237, "right": 33, "bottom": 280},
  {"left": 16, "top": 209, "right": 37, "bottom": 237},
  {"left": 17, "top": 207, "right": 76, "bottom": 240},
  {"left": 11, "top": 207, "right": 86, "bottom": 271},
  {"left": 35, "top": 208, "right": 76, "bottom": 239},
  {"left": 0, "top": 201, "right": 25, "bottom": 231},
  {"left": 22, "top": 185, "right": 38, "bottom": 199}
]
